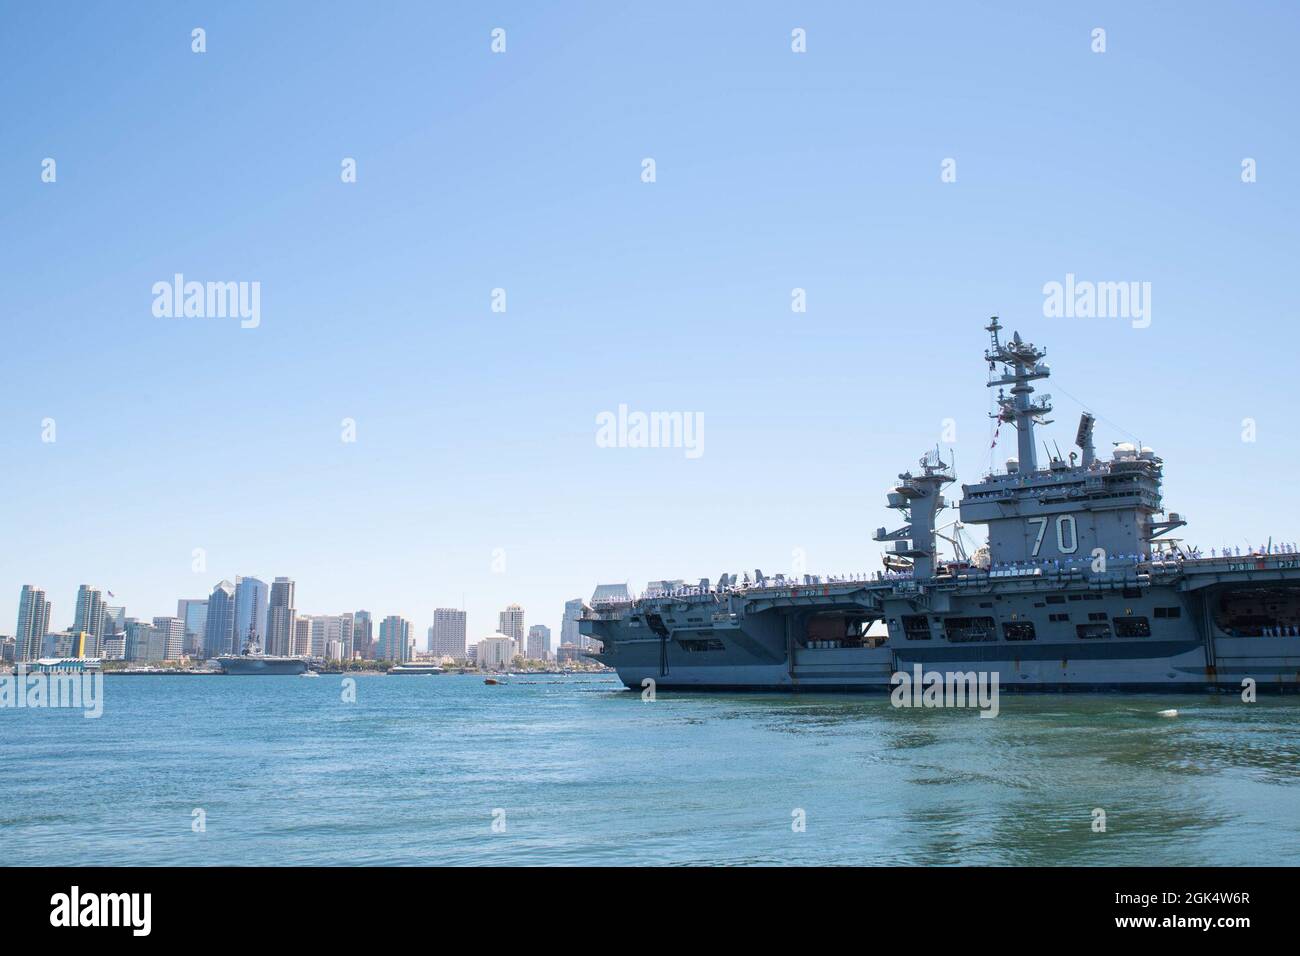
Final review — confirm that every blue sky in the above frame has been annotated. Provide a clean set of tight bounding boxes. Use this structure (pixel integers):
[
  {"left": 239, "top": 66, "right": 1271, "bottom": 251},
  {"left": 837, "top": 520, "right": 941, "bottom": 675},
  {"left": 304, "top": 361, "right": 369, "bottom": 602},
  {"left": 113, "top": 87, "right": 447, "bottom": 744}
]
[{"left": 2, "top": 2, "right": 1298, "bottom": 641}]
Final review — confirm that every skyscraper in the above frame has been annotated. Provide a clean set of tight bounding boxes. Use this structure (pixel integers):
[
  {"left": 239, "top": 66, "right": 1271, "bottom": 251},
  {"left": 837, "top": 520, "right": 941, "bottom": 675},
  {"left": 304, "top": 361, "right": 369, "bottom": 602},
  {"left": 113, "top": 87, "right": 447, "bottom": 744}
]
[
  {"left": 125, "top": 619, "right": 161, "bottom": 662},
  {"left": 307, "top": 613, "right": 354, "bottom": 660},
  {"left": 15, "top": 585, "right": 52, "bottom": 662},
  {"left": 72, "top": 585, "right": 105, "bottom": 656},
  {"left": 103, "top": 605, "right": 126, "bottom": 635},
  {"left": 353, "top": 610, "right": 373, "bottom": 659},
  {"left": 176, "top": 599, "right": 208, "bottom": 656},
  {"left": 562, "top": 598, "right": 584, "bottom": 651},
  {"left": 526, "top": 624, "right": 551, "bottom": 660},
  {"left": 233, "top": 576, "right": 269, "bottom": 653},
  {"left": 498, "top": 604, "right": 525, "bottom": 659},
  {"left": 429, "top": 608, "right": 467, "bottom": 658},
  {"left": 377, "top": 615, "right": 411, "bottom": 662},
  {"left": 203, "top": 580, "right": 237, "bottom": 658},
  {"left": 152, "top": 616, "right": 187, "bottom": 660},
  {"left": 293, "top": 617, "right": 312, "bottom": 656},
  {"left": 265, "top": 577, "right": 296, "bottom": 656}
]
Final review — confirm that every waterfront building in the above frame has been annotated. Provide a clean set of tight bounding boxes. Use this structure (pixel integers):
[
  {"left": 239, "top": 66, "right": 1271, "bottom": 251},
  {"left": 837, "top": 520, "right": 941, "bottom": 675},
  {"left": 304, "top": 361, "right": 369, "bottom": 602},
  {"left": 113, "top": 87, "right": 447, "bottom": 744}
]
[
  {"left": 498, "top": 604, "right": 525, "bottom": 658},
  {"left": 103, "top": 605, "right": 127, "bottom": 635},
  {"left": 429, "top": 608, "right": 467, "bottom": 658},
  {"left": 72, "top": 585, "right": 106, "bottom": 656},
  {"left": 377, "top": 615, "right": 412, "bottom": 662},
  {"left": 353, "top": 610, "right": 373, "bottom": 659},
  {"left": 125, "top": 619, "right": 167, "bottom": 662},
  {"left": 153, "top": 617, "right": 187, "bottom": 660},
  {"left": 293, "top": 617, "right": 312, "bottom": 656},
  {"left": 265, "top": 577, "right": 296, "bottom": 656},
  {"left": 307, "top": 613, "right": 354, "bottom": 659},
  {"left": 124, "top": 619, "right": 146, "bottom": 661},
  {"left": 54, "top": 630, "right": 93, "bottom": 658},
  {"left": 556, "top": 642, "right": 584, "bottom": 664},
  {"left": 203, "top": 580, "right": 237, "bottom": 657},
  {"left": 476, "top": 634, "right": 515, "bottom": 670},
  {"left": 15, "top": 585, "right": 52, "bottom": 663},
  {"left": 526, "top": 624, "right": 551, "bottom": 660}
]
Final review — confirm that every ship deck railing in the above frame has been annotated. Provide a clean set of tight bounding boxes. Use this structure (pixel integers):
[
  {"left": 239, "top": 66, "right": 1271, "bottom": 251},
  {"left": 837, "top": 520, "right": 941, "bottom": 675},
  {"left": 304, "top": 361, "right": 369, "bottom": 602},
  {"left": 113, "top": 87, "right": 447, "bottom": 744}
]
[{"left": 579, "top": 551, "right": 1300, "bottom": 620}]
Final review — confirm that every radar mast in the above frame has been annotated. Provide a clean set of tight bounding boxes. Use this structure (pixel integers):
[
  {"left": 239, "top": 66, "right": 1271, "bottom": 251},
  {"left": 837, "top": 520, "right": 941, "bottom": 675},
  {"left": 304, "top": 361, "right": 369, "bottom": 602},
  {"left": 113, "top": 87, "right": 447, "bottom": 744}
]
[{"left": 985, "top": 316, "right": 1053, "bottom": 473}]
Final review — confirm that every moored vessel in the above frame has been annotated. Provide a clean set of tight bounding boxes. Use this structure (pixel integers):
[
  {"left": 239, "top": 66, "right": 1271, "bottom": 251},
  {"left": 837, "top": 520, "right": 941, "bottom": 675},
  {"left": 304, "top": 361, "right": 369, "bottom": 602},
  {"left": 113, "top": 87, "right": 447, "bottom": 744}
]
[
  {"left": 580, "top": 318, "right": 1300, "bottom": 691},
  {"left": 217, "top": 630, "right": 310, "bottom": 676},
  {"left": 387, "top": 662, "right": 445, "bottom": 675}
]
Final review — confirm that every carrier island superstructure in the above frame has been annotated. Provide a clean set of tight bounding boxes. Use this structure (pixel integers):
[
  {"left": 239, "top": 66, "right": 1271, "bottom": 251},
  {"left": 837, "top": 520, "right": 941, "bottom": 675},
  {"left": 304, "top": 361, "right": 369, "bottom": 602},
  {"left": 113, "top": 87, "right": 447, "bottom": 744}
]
[{"left": 579, "top": 318, "right": 1300, "bottom": 691}]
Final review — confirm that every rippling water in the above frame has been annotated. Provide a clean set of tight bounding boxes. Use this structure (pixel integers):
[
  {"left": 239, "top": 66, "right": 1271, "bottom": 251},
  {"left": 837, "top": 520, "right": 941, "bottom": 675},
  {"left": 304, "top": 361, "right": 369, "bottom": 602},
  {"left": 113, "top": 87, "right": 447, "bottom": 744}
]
[{"left": 3, "top": 674, "right": 1300, "bottom": 865}]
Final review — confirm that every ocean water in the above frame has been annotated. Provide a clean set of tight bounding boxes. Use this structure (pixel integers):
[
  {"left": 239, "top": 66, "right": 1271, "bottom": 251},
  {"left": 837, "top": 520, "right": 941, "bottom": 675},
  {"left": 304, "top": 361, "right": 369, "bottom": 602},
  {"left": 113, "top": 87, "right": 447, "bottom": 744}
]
[{"left": 3, "top": 674, "right": 1300, "bottom": 866}]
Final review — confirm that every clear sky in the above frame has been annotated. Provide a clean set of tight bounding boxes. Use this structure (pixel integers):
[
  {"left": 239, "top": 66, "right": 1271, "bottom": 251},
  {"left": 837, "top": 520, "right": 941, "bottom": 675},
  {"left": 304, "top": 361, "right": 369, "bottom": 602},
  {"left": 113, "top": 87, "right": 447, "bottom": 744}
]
[{"left": 3, "top": 2, "right": 1298, "bottom": 641}]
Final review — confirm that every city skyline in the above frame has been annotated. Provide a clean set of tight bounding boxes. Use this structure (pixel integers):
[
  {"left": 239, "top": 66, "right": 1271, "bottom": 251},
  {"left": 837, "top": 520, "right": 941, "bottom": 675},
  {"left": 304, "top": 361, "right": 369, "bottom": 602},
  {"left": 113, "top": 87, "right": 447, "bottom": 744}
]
[
  {"left": 2, "top": 573, "right": 590, "bottom": 652},
  {"left": 5, "top": 578, "right": 593, "bottom": 663}
]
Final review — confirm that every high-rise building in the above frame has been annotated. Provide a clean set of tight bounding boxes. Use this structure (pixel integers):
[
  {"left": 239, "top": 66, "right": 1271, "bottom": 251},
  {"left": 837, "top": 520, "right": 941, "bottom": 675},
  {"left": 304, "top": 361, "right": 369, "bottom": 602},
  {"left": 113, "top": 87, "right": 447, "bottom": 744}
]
[
  {"left": 498, "top": 604, "right": 525, "bottom": 658},
  {"left": 561, "top": 598, "right": 584, "bottom": 650},
  {"left": 526, "top": 624, "right": 551, "bottom": 660},
  {"left": 125, "top": 619, "right": 156, "bottom": 662},
  {"left": 233, "top": 576, "right": 269, "bottom": 653},
  {"left": 377, "top": 616, "right": 411, "bottom": 662},
  {"left": 476, "top": 634, "right": 515, "bottom": 669},
  {"left": 103, "top": 605, "right": 127, "bottom": 635},
  {"left": 15, "top": 586, "right": 52, "bottom": 663},
  {"left": 176, "top": 599, "right": 208, "bottom": 656},
  {"left": 293, "top": 617, "right": 312, "bottom": 656},
  {"left": 307, "top": 613, "right": 354, "bottom": 660},
  {"left": 429, "top": 608, "right": 467, "bottom": 658},
  {"left": 265, "top": 577, "right": 296, "bottom": 656},
  {"left": 203, "top": 580, "right": 237, "bottom": 658},
  {"left": 72, "top": 585, "right": 106, "bottom": 656},
  {"left": 152, "top": 617, "right": 186, "bottom": 660},
  {"left": 353, "top": 611, "right": 374, "bottom": 659}
]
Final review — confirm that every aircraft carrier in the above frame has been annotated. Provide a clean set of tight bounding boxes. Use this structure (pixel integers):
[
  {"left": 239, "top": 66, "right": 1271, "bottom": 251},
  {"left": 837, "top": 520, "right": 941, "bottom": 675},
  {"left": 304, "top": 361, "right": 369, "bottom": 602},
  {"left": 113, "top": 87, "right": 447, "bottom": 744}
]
[
  {"left": 216, "top": 629, "right": 310, "bottom": 676},
  {"left": 579, "top": 318, "right": 1300, "bottom": 691}
]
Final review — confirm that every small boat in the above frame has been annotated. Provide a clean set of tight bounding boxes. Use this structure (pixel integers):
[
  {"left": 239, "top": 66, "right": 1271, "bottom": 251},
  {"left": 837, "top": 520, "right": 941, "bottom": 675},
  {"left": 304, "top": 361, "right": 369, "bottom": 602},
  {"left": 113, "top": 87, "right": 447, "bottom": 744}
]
[
  {"left": 484, "top": 677, "right": 504, "bottom": 685},
  {"left": 299, "top": 671, "right": 321, "bottom": 678}
]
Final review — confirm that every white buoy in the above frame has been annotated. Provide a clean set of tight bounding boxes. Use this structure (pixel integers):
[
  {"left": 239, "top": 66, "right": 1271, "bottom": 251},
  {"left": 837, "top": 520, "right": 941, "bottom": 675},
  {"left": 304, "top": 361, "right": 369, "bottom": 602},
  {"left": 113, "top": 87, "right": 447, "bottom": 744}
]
[{"left": 1157, "top": 709, "right": 1178, "bottom": 718}]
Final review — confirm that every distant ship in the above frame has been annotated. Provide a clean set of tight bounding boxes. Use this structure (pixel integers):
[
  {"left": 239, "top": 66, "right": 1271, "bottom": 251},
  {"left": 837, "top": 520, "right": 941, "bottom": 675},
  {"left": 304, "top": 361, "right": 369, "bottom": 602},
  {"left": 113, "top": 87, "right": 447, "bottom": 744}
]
[
  {"left": 29, "top": 657, "right": 102, "bottom": 673},
  {"left": 581, "top": 317, "right": 1300, "bottom": 691},
  {"left": 387, "top": 662, "right": 445, "bottom": 675},
  {"left": 217, "top": 628, "right": 310, "bottom": 676}
]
